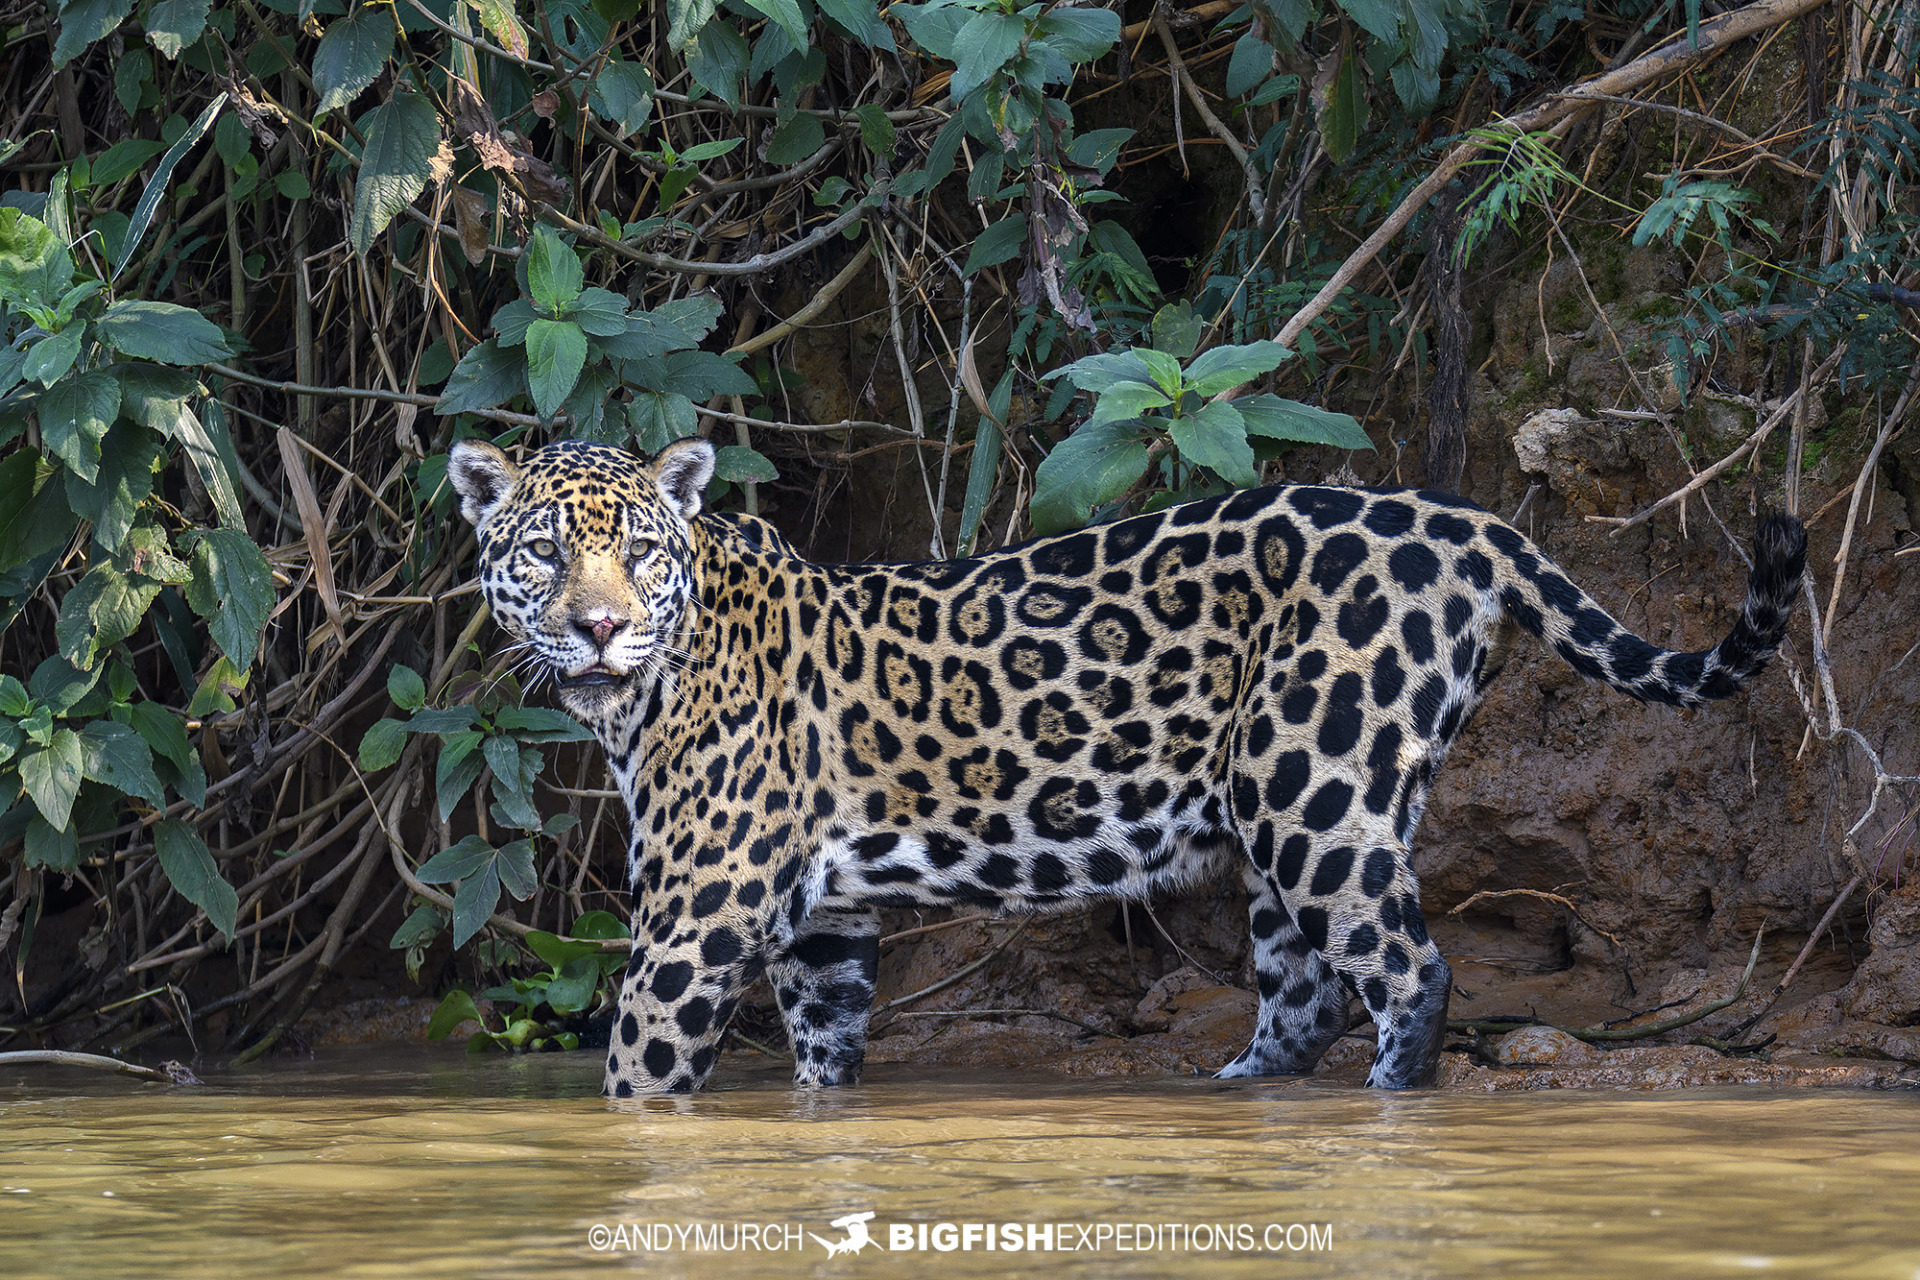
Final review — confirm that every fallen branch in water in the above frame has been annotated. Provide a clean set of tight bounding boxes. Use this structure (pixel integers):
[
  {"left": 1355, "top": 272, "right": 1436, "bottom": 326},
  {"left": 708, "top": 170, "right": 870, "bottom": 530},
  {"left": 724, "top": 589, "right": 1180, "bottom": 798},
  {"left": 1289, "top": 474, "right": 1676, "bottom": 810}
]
[{"left": 0, "top": 1050, "right": 200, "bottom": 1084}]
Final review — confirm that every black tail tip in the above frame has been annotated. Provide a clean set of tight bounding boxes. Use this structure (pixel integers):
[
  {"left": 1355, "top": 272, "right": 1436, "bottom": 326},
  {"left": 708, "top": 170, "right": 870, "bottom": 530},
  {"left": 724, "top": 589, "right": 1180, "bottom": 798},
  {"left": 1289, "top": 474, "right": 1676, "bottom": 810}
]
[{"left": 1753, "top": 514, "right": 1808, "bottom": 588}]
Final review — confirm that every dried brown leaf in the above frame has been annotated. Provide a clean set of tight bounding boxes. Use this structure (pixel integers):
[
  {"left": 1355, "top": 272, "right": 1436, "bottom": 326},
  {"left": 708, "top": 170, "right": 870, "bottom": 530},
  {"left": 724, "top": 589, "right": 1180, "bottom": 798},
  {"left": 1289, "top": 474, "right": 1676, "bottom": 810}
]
[{"left": 450, "top": 184, "right": 491, "bottom": 264}]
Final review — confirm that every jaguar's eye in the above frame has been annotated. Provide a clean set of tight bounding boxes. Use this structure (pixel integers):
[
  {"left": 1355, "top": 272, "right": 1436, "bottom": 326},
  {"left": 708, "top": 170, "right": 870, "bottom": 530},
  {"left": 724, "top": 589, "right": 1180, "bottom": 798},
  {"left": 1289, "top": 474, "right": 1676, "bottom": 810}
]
[
  {"left": 628, "top": 538, "right": 657, "bottom": 562},
  {"left": 529, "top": 537, "right": 559, "bottom": 561}
]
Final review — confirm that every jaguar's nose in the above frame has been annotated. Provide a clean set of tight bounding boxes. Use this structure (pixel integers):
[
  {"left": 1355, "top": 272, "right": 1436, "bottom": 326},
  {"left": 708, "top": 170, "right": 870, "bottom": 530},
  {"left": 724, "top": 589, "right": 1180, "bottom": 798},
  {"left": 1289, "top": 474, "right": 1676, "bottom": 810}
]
[{"left": 575, "top": 611, "right": 627, "bottom": 649}]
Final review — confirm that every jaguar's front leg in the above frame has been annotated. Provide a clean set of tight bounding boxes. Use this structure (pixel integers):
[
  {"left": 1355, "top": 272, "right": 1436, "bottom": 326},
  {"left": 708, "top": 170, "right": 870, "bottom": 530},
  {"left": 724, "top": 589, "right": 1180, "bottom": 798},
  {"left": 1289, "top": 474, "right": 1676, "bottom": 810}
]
[
  {"left": 605, "top": 905, "right": 760, "bottom": 1097},
  {"left": 766, "top": 908, "right": 879, "bottom": 1086}
]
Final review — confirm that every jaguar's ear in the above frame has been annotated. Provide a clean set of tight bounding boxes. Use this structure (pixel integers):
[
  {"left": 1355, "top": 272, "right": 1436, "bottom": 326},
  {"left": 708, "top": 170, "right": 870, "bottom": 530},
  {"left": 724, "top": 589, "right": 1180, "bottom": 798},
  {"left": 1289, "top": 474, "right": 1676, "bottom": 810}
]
[
  {"left": 652, "top": 438, "right": 715, "bottom": 522},
  {"left": 448, "top": 439, "right": 520, "bottom": 528}
]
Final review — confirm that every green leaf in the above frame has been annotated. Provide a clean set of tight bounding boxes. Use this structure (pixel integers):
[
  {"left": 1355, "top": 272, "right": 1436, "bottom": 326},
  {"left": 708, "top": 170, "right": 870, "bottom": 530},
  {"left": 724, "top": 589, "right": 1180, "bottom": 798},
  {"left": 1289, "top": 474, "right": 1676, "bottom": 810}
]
[
  {"left": 115, "top": 92, "right": 225, "bottom": 281},
  {"left": 1065, "top": 128, "right": 1131, "bottom": 175},
  {"left": 712, "top": 444, "right": 777, "bottom": 484},
  {"left": 314, "top": 5, "right": 396, "bottom": 116},
  {"left": 566, "top": 287, "right": 629, "bottom": 337},
  {"left": 0, "top": 450, "right": 79, "bottom": 575},
  {"left": 964, "top": 214, "right": 1026, "bottom": 275},
  {"left": 24, "top": 814, "right": 80, "bottom": 873},
  {"left": 185, "top": 527, "right": 275, "bottom": 671},
  {"left": 1226, "top": 33, "right": 1274, "bottom": 98},
  {"left": 688, "top": 19, "right": 749, "bottom": 107},
  {"left": 766, "top": 111, "right": 826, "bottom": 165},
  {"left": 30, "top": 655, "right": 101, "bottom": 714},
  {"left": 416, "top": 834, "right": 495, "bottom": 883},
  {"left": 495, "top": 838, "right": 537, "bottom": 900},
  {"left": 133, "top": 390, "right": 245, "bottom": 529},
  {"left": 405, "top": 706, "right": 479, "bottom": 735},
  {"left": 38, "top": 371, "right": 120, "bottom": 484},
  {"left": 0, "top": 675, "right": 28, "bottom": 718},
  {"left": 1184, "top": 340, "right": 1291, "bottom": 396},
  {"left": 1139, "top": 349, "right": 1184, "bottom": 396},
  {"left": 350, "top": 90, "right": 441, "bottom": 257},
  {"left": 113, "top": 47, "right": 152, "bottom": 113},
  {"left": 390, "top": 903, "right": 444, "bottom": 951},
  {"left": 145, "top": 0, "right": 211, "bottom": 59},
  {"left": 1247, "top": 74, "right": 1300, "bottom": 107},
  {"left": 956, "top": 370, "right": 1010, "bottom": 557},
  {"left": 185, "top": 653, "right": 247, "bottom": 717},
  {"left": 524, "top": 319, "right": 588, "bottom": 419},
  {"left": 0, "top": 208, "right": 73, "bottom": 311},
  {"left": 435, "top": 731, "right": 487, "bottom": 822},
  {"left": 452, "top": 861, "right": 502, "bottom": 948},
  {"left": 1049, "top": 349, "right": 1155, "bottom": 393},
  {"left": 854, "top": 102, "right": 897, "bottom": 156},
  {"left": 1236, "top": 394, "right": 1374, "bottom": 450},
  {"left": 1085, "top": 379, "right": 1171, "bottom": 428},
  {"left": 1033, "top": 6, "right": 1118, "bottom": 61},
  {"left": 1150, "top": 303, "right": 1204, "bottom": 361},
  {"left": 490, "top": 705, "right": 595, "bottom": 742},
  {"left": 949, "top": 11, "right": 1026, "bottom": 100},
  {"left": 541, "top": 956, "right": 599, "bottom": 1014},
  {"left": 741, "top": 0, "right": 806, "bottom": 46},
  {"left": 155, "top": 818, "right": 238, "bottom": 938},
  {"left": 78, "top": 719, "right": 165, "bottom": 807},
  {"left": 358, "top": 717, "right": 408, "bottom": 771},
  {"left": 274, "top": 170, "right": 311, "bottom": 199},
  {"left": 525, "top": 226, "right": 585, "bottom": 313},
  {"left": 127, "top": 700, "right": 193, "bottom": 773},
  {"left": 630, "top": 349, "right": 756, "bottom": 400},
  {"left": 95, "top": 299, "right": 233, "bottom": 363},
  {"left": 469, "top": 0, "right": 530, "bottom": 59},
  {"left": 427, "top": 988, "right": 484, "bottom": 1039},
  {"left": 88, "top": 138, "right": 167, "bottom": 187},
  {"left": 25, "top": 328, "right": 83, "bottom": 387},
  {"left": 1321, "top": 53, "right": 1363, "bottom": 164},
  {"left": 816, "top": 0, "right": 892, "bottom": 47},
  {"left": 388, "top": 664, "right": 427, "bottom": 710},
  {"left": 893, "top": 3, "right": 967, "bottom": 59},
  {"left": 436, "top": 339, "right": 526, "bottom": 415},
  {"left": 590, "top": 59, "right": 654, "bottom": 138},
  {"left": 56, "top": 564, "right": 160, "bottom": 669},
  {"left": 1029, "top": 420, "right": 1150, "bottom": 535},
  {"left": 525, "top": 929, "right": 605, "bottom": 970},
  {"left": 52, "top": 0, "right": 135, "bottom": 67},
  {"left": 483, "top": 734, "right": 540, "bottom": 831},
  {"left": 1169, "top": 400, "right": 1258, "bottom": 488},
  {"left": 19, "top": 728, "right": 85, "bottom": 829}
]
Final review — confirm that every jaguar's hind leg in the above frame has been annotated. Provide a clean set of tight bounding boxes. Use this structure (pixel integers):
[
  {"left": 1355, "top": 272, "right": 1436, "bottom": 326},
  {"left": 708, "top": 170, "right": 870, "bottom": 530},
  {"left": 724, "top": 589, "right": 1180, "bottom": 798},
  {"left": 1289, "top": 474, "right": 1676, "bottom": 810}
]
[
  {"left": 1233, "top": 817, "right": 1450, "bottom": 1089},
  {"left": 767, "top": 908, "right": 880, "bottom": 1086},
  {"left": 1216, "top": 866, "right": 1350, "bottom": 1078}
]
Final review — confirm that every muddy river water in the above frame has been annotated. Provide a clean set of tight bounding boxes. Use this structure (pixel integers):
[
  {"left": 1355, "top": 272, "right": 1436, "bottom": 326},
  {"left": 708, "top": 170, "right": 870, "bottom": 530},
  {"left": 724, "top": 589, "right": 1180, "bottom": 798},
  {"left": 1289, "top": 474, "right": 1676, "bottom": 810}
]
[{"left": 0, "top": 1046, "right": 1916, "bottom": 1278}]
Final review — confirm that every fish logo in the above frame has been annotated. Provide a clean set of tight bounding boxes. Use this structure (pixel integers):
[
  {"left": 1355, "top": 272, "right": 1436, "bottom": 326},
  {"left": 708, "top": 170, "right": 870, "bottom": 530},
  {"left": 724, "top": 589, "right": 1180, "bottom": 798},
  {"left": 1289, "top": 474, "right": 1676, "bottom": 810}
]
[{"left": 811, "top": 1210, "right": 882, "bottom": 1257}]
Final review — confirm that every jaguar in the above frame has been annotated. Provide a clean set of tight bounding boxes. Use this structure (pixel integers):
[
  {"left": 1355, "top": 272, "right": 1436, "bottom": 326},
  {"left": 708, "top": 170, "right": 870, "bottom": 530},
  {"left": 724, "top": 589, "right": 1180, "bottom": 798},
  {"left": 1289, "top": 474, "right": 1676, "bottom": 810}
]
[{"left": 447, "top": 435, "right": 1806, "bottom": 1096}]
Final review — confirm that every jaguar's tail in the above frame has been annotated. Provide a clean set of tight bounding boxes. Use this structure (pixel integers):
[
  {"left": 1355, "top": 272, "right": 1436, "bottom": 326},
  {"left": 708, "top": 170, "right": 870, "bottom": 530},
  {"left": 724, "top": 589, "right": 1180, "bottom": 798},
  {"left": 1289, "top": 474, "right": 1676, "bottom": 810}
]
[{"left": 1487, "top": 515, "right": 1806, "bottom": 707}]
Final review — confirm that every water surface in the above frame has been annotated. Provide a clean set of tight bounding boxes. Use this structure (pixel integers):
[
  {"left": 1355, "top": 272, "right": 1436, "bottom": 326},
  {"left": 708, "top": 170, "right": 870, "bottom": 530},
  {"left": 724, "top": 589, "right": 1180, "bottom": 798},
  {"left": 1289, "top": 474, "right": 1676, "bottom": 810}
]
[{"left": 1, "top": 1046, "right": 1916, "bottom": 1277}]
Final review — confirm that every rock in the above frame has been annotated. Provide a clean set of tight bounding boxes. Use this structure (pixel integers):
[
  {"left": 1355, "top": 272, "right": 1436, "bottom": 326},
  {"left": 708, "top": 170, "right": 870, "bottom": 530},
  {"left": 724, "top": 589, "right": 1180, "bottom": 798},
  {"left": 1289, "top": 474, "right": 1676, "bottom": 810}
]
[
  {"left": 1493, "top": 1025, "right": 1601, "bottom": 1067},
  {"left": 1510, "top": 408, "right": 1632, "bottom": 515},
  {"left": 1130, "top": 965, "right": 1218, "bottom": 1033},
  {"left": 1839, "top": 885, "right": 1920, "bottom": 1027}
]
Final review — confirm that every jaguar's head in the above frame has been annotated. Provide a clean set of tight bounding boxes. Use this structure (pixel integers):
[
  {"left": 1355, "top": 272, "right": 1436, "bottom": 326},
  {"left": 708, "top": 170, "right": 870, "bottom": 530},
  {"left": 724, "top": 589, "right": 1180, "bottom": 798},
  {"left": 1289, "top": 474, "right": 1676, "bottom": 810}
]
[{"left": 447, "top": 437, "right": 713, "bottom": 721}]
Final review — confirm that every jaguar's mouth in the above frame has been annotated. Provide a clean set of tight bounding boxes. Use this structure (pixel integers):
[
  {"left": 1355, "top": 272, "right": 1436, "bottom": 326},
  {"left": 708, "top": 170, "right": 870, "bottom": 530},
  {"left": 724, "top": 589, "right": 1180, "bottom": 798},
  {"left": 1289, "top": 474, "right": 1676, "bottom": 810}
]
[{"left": 558, "top": 664, "right": 623, "bottom": 689}]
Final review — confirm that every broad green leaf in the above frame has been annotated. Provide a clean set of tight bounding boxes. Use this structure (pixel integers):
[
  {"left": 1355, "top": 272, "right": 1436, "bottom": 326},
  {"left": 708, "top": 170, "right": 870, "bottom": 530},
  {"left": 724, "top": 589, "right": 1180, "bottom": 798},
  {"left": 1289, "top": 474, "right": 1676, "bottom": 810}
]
[
  {"left": 390, "top": 903, "right": 444, "bottom": 951},
  {"left": 627, "top": 391, "right": 696, "bottom": 452},
  {"left": 654, "top": 294, "right": 724, "bottom": 344},
  {"left": 185, "top": 653, "right": 247, "bottom": 717},
  {"left": 185, "top": 527, "right": 275, "bottom": 671},
  {"left": 495, "top": 838, "right": 537, "bottom": 900},
  {"left": 0, "top": 208, "right": 73, "bottom": 310},
  {"left": 741, "top": 0, "right": 806, "bottom": 47},
  {"left": 451, "top": 863, "right": 502, "bottom": 947},
  {"left": 1139, "top": 349, "right": 1184, "bottom": 396},
  {"left": 358, "top": 717, "right": 408, "bottom": 771},
  {"left": 1029, "top": 420, "right": 1149, "bottom": 535},
  {"left": 0, "top": 719, "right": 18, "bottom": 767},
  {"left": 314, "top": 6, "right": 396, "bottom": 116},
  {"left": 78, "top": 719, "right": 165, "bottom": 807},
  {"left": 114, "top": 48, "right": 152, "bottom": 113},
  {"left": 1226, "top": 33, "right": 1274, "bottom": 98},
  {"left": 816, "top": 0, "right": 892, "bottom": 48},
  {"left": 712, "top": 444, "right": 777, "bottom": 484},
  {"left": 688, "top": 19, "right": 748, "bottom": 107},
  {"left": 1169, "top": 400, "right": 1259, "bottom": 488},
  {"left": 19, "top": 728, "right": 85, "bottom": 829},
  {"left": 38, "top": 371, "right": 120, "bottom": 483},
  {"left": 56, "top": 563, "right": 160, "bottom": 668},
  {"left": 24, "top": 814, "right": 79, "bottom": 873},
  {"left": 1151, "top": 302, "right": 1204, "bottom": 361},
  {"left": 1086, "top": 379, "right": 1171, "bottom": 428},
  {"left": 0, "top": 450, "right": 79, "bottom": 575},
  {"left": 566, "top": 288, "right": 629, "bottom": 337},
  {"left": 1049, "top": 348, "right": 1155, "bottom": 392},
  {"left": 964, "top": 214, "right": 1026, "bottom": 275},
  {"left": 89, "top": 138, "right": 168, "bottom": 186},
  {"left": 1321, "top": 53, "right": 1363, "bottom": 164},
  {"left": 388, "top": 664, "right": 427, "bottom": 710},
  {"left": 525, "top": 226, "right": 585, "bottom": 313},
  {"left": 24, "top": 328, "right": 83, "bottom": 387},
  {"left": 427, "top": 987, "right": 484, "bottom": 1038},
  {"left": 145, "top": 0, "right": 211, "bottom": 59},
  {"left": 542, "top": 956, "right": 599, "bottom": 1013},
  {"left": 766, "top": 112, "right": 826, "bottom": 165},
  {"left": 1033, "top": 6, "right": 1118, "bottom": 60},
  {"left": 95, "top": 300, "right": 233, "bottom": 363},
  {"left": 525, "top": 929, "right": 604, "bottom": 970},
  {"left": 854, "top": 102, "right": 896, "bottom": 156},
  {"left": 114, "top": 92, "right": 225, "bottom": 281},
  {"left": 416, "top": 834, "right": 495, "bottom": 882},
  {"left": 470, "top": 0, "right": 530, "bottom": 58},
  {"left": 0, "top": 675, "right": 28, "bottom": 718},
  {"left": 1236, "top": 394, "right": 1375, "bottom": 450},
  {"left": 350, "top": 90, "right": 441, "bottom": 257},
  {"left": 52, "top": 0, "right": 135, "bottom": 67},
  {"left": 679, "top": 138, "right": 744, "bottom": 163},
  {"left": 491, "top": 705, "right": 596, "bottom": 742},
  {"left": 949, "top": 11, "right": 1025, "bottom": 100},
  {"left": 155, "top": 818, "right": 238, "bottom": 938},
  {"left": 435, "top": 730, "right": 487, "bottom": 821},
  {"left": 524, "top": 319, "right": 588, "bottom": 418},
  {"left": 30, "top": 655, "right": 101, "bottom": 714},
  {"left": 630, "top": 349, "right": 756, "bottom": 400},
  {"left": 127, "top": 700, "right": 194, "bottom": 773},
  {"left": 436, "top": 338, "right": 526, "bottom": 415},
  {"left": 893, "top": 3, "right": 967, "bottom": 59},
  {"left": 1341, "top": 0, "right": 1402, "bottom": 42},
  {"left": 1065, "top": 127, "right": 1131, "bottom": 175},
  {"left": 483, "top": 734, "right": 539, "bottom": 831},
  {"left": 1184, "top": 340, "right": 1291, "bottom": 396},
  {"left": 596, "top": 310, "right": 699, "bottom": 361},
  {"left": 405, "top": 706, "right": 480, "bottom": 735},
  {"left": 589, "top": 59, "right": 654, "bottom": 138},
  {"left": 666, "top": 0, "right": 720, "bottom": 48}
]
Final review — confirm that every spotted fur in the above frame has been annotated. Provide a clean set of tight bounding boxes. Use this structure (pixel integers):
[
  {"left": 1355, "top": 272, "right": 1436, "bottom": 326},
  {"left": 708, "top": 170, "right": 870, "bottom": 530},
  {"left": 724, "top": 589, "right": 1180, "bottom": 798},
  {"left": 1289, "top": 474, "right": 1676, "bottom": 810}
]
[{"left": 448, "top": 436, "right": 1806, "bottom": 1095}]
